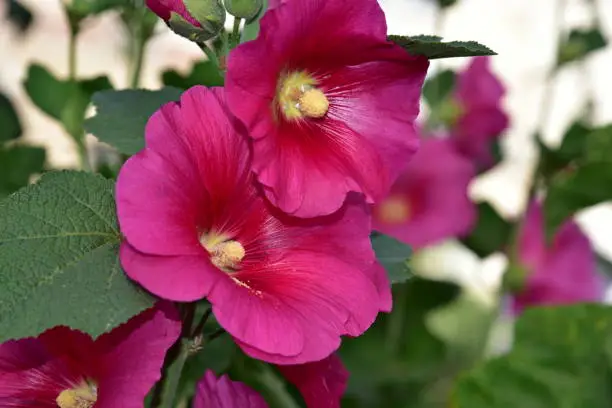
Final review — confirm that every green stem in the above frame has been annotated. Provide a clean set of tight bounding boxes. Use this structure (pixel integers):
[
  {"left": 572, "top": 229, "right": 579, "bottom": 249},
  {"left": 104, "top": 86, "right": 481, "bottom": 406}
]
[
  {"left": 258, "top": 365, "right": 301, "bottom": 408},
  {"left": 231, "top": 17, "right": 242, "bottom": 48},
  {"left": 128, "top": 19, "right": 147, "bottom": 88},
  {"left": 158, "top": 340, "right": 190, "bottom": 408},
  {"left": 66, "top": 19, "right": 91, "bottom": 171},
  {"left": 386, "top": 284, "right": 408, "bottom": 354},
  {"left": 200, "top": 42, "right": 219, "bottom": 68}
]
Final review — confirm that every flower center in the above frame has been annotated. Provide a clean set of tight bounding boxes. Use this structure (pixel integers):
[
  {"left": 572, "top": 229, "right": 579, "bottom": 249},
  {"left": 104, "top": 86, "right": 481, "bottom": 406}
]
[
  {"left": 56, "top": 382, "right": 97, "bottom": 408},
  {"left": 276, "top": 71, "right": 329, "bottom": 120},
  {"left": 376, "top": 195, "right": 412, "bottom": 225},
  {"left": 200, "top": 233, "right": 246, "bottom": 271}
]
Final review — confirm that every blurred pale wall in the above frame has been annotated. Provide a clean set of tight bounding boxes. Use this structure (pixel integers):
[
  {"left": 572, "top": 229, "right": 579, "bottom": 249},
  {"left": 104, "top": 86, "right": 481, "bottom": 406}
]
[{"left": 1, "top": 0, "right": 612, "bottom": 279}]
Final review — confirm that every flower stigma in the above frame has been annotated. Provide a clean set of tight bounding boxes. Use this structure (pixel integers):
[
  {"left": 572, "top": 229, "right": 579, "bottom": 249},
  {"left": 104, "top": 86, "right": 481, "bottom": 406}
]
[
  {"left": 200, "top": 232, "right": 246, "bottom": 271},
  {"left": 276, "top": 71, "right": 329, "bottom": 120},
  {"left": 56, "top": 382, "right": 97, "bottom": 408},
  {"left": 377, "top": 195, "right": 412, "bottom": 225}
]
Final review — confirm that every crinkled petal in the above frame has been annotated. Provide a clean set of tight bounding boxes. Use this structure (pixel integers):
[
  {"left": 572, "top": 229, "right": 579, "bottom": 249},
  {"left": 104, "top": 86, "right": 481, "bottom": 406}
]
[
  {"left": 193, "top": 371, "right": 268, "bottom": 408},
  {"left": 226, "top": 0, "right": 428, "bottom": 217},
  {"left": 277, "top": 355, "right": 348, "bottom": 408},
  {"left": 0, "top": 328, "right": 96, "bottom": 408},
  {"left": 120, "top": 243, "right": 221, "bottom": 302},
  {"left": 95, "top": 303, "right": 182, "bottom": 408},
  {"left": 209, "top": 201, "right": 379, "bottom": 364}
]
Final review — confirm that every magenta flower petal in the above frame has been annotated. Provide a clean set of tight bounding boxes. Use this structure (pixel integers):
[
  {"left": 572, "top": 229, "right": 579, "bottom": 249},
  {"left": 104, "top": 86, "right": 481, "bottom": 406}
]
[
  {"left": 117, "top": 149, "right": 203, "bottom": 257},
  {"left": 0, "top": 327, "right": 96, "bottom": 407},
  {"left": 146, "top": 0, "right": 200, "bottom": 26},
  {"left": 0, "top": 303, "right": 180, "bottom": 408},
  {"left": 373, "top": 138, "right": 477, "bottom": 249},
  {"left": 512, "top": 202, "right": 604, "bottom": 313},
  {"left": 117, "top": 86, "right": 382, "bottom": 364},
  {"left": 120, "top": 242, "right": 222, "bottom": 302},
  {"left": 277, "top": 354, "right": 348, "bottom": 408},
  {"left": 364, "top": 261, "right": 393, "bottom": 313},
  {"left": 194, "top": 371, "right": 268, "bottom": 408},
  {"left": 226, "top": 0, "right": 428, "bottom": 217},
  {"left": 451, "top": 57, "right": 509, "bottom": 168},
  {"left": 94, "top": 303, "right": 181, "bottom": 408}
]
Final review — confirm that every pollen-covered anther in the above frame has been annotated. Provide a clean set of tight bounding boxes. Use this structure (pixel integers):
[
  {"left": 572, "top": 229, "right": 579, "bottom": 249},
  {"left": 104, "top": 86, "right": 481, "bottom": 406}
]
[
  {"left": 297, "top": 88, "right": 329, "bottom": 118},
  {"left": 56, "top": 385, "right": 97, "bottom": 408},
  {"left": 208, "top": 240, "right": 246, "bottom": 271}
]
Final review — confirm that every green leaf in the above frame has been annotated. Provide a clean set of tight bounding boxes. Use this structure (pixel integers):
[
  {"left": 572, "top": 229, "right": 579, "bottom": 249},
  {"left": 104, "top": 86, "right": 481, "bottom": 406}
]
[
  {"left": 23, "top": 64, "right": 71, "bottom": 121},
  {"left": 583, "top": 125, "right": 612, "bottom": 163},
  {"left": 537, "top": 123, "right": 592, "bottom": 179},
  {"left": 461, "top": 202, "right": 512, "bottom": 258},
  {"left": 241, "top": 0, "right": 268, "bottom": 42},
  {"left": 423, "top": 69, "right": 457, "bottom": 110},
  {"left": 0, "top": 92, "right": 22, "bottom": 142},
  {"left": 85, "top": 87, "right": 183, "bottom": 155},
  {"left": 371, "top": 233, "right": 413, "bottom": 284},
  {"left": 389, "top": 35, "right": 496, "bottom": 59},
  {"left": 436, "top": 0, "right": 458, "bottom": 7},
  {"left": 162, "top": 61, "right": 224, "bottom": 89},
  {"left": 341, "top": 278, "right": 460, "bottom": 407},
  {"left": 558, "top": 28, "right": 607, "bottom": 67},
  {"left": 453, "top": 304, "right": 612, "bottom": 408},
  {"left": 0, "top": 145, "right": 45, "bottom": 198},
  {"left": 7, "top": 0, "right": 33, "bottom": 33},
  {"left": 23, "top": 64, "right": 113, "bottom": 137},
  {"left": 544, "top": 161, "right": 612, "bottom": 238},
  {"left": 0, "top": 171, "right": 154, "bottom": 342},
  {"left": 426, "top": 292, "right": 497, "bottom": 362},
  {"left": 596, "top": 253, "right": 612, "bottom": 279}
]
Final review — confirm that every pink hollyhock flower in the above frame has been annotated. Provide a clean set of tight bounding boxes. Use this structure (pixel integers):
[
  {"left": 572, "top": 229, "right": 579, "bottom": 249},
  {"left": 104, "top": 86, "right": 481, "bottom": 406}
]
[
  {"left": 450, "top": 57, "right": 509, "bottom": 168},
  {"left": 0, "top": 303, "right": 180, "bottom": 408},
  {"left": 146, "top": 0, "right": 199, "bottom": 26},
  {"left": 512, "top": 202, "right": 603, "bottom": 313},
  {"left": 278, "top": 354, "right": 348, "bottom": 408},
  {"left": 372, "top": 138, "right": 477, "bottom": 249},
  {"left": 194, "top": 371, "right": 267, "bottom": 408},
  {"left": 225, "top": 0, "right": 429, "bottom": 218},
  {"left": 117, "top": 86, "right": 388, "bottom": 365},
  {"left": 194, "top": 355, "right": 347, "bottom": 408}
]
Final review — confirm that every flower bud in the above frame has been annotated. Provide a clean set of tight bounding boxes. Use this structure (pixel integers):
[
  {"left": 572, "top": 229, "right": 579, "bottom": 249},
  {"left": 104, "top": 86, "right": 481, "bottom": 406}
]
[
  {"left": 146, "top": 0, "right": 225, "bottom": 42},
  {"left": 223, "top": 0, "right": 263, "bottom": 22}
]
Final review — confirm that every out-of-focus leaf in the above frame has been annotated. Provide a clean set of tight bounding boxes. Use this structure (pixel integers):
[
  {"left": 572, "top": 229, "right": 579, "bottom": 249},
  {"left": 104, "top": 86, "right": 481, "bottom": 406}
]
[
  {"left": 0, "top": 145, "right": 45, "bottom": 198},
  {"left": 557, "top": 28, "right": 607, "bottom": 67},
  {"left": 0, "top": 92, "right": 22, "bottom": 142},
  {"left": 453, "top": 304, "right": 612, "bottom": 408},
  {"left": 371, "top": 233, "right": 413, "bottom": 284},
  {"left": 538, "top": 123, "right": 592, "bottom": 178},
  {"left": 437, "top": 0, "right": 458, "bottom": 7},
  {"left": 544, "top": 161, "right": 612, "bottom": 238},
  {"left": 596, "top": 253, "right": 612, "bottom": 279},
  {"left": 7, "top": 0, "right": 33, "bottom": 33},
  {"left": 85, "top": 87, "right": 183, "bottom": 155},
  {"left": 462, "top": 202, "right": 512, "bottom": 258},
  {"left": 23, "top": 64, "right": 113, "bottom": 137},
  {"left": 162, "top": 61, "right": 224, "bottom": 89},
  {"left": 389, "top": 35, "right": 496, "bottom": 59},
  {"left": 341, "top": 278, "right": 460, "bottom": 407},
  {"left": 423, "top": 69, "right": 457, "bottom": 110},
  {"left": 426, "top": 292, "right": 497, "bottom": 362}
]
